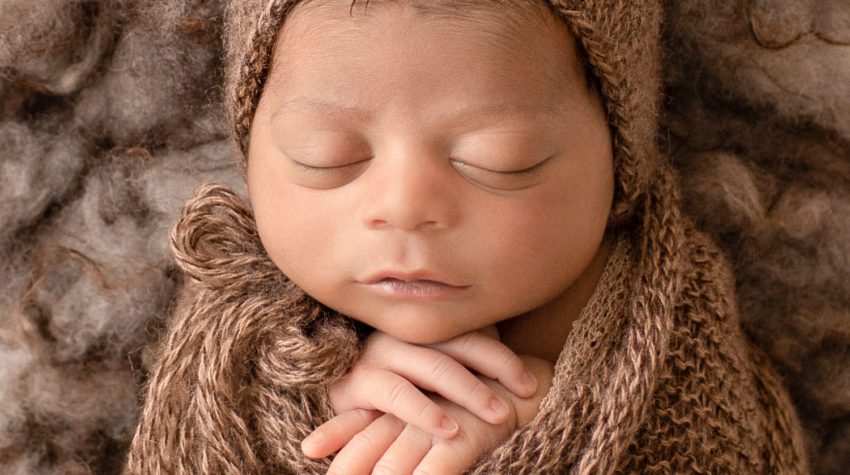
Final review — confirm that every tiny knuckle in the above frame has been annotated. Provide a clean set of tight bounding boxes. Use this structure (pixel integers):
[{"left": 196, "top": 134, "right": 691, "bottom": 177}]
[
  {"left": 468, "top": 378, "right": 493, "bottom": 403},
  {"left": 327, "top": 460, "right": 351, "bottom": 475},
  {"left": 411, "top": 396, "right": 437, "bottom": 423},
  {"left": 456, "top": 331, "right": 477, "bottom": 353},
  {"left": 429, "top": 354, "right": 456, "bottom": 380},
  {"left": 387, "top": 379, "right": 414, "bottom": 407},
  {"left": 349, "top": 431, "right": 376, "bottom": 451},
  {"left": 500, "top": 351, "right": 525, "bottom": 378},
  {"left": 372, "top": 460, "right": 399, "bottom": 475},
  {"left": 354, "top": 408, "right": 375, "bottom": 422}
]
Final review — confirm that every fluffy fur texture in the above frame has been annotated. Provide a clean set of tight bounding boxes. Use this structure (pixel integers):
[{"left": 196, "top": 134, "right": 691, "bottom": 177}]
[
  {"left": 0, "top": 0, "right": 242, "bottom": 473},
  {"left": 73, "top": 1, "right": 226, "bottom": 149},
  {"left": 0, "top": 0, "right": 845, "bottom": 472},
  {"left": 0, "top": 0, "right": 117, "bottom": 96},
  {"left": 664, "top": 0, "right": 850, "bottom": 139},
  {"left": 0, "top": 116, "right": 85, "bottom": 248},
  {"left": 664, "top": 0, "right": 850, "bottom": 472}
]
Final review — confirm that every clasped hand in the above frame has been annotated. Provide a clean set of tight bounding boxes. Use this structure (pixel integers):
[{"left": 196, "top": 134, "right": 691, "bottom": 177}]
[{"left": 301, "top": 328, "right": 554, "bottom": 474}]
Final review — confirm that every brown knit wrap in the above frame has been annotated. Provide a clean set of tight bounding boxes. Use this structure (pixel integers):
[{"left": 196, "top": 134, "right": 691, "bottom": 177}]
[
  {"left": 469, "top": 166, "right": 808, "bottom": 473},
  {"left": 127, "top": 171, "right": 809, "bottom": 473},
  {"left": 126, "top": 185, "right": 360, "bottom": 473},
  {"left": 126, "top": 0, "right": 809, "bottom": 472}
]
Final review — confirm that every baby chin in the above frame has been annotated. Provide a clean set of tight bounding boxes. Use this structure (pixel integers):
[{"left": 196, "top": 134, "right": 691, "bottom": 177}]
[{"left": 336, "top": 291, "right": 502, "bottom": 345}]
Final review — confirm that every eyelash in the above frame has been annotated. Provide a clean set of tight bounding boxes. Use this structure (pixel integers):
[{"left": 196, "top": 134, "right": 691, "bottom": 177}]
[
  {"left": 291, "top": 158, "right": 371, "bottom": 172},
  {"left": 450, "top": 156, "right": 552, "bottom": 176},
  {"left": 291, "top": 156, "right": 552, "bottom": 177}
]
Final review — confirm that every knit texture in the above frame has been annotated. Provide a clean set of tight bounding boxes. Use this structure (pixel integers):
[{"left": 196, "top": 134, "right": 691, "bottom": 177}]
[
  {"left": 126, "top": 0, "right": 810, "bottom": 472},
  {"left": 661, "top": 1, "right": 850, "bottom": 470},
  {"left": 127, "top": 180, "right": 808, "bottom": 473}
]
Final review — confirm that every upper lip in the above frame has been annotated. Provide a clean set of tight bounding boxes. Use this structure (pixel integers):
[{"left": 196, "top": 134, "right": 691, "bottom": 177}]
[{"left": 362, "top": 270, "right": 469, "bottom": 287}]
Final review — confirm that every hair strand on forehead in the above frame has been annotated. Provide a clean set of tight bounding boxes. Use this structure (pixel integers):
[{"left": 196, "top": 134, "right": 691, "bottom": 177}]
[{"left": 350, "top": 0, "right": 366, "bottom": 16}]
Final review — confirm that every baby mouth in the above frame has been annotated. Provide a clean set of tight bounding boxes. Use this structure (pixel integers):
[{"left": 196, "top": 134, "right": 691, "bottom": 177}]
[
  {"left": 364, "top": 276, "right": 470, "bottom": 300},
  {"left": 377, "top": 278, "right": 451, "bottom": 293}
]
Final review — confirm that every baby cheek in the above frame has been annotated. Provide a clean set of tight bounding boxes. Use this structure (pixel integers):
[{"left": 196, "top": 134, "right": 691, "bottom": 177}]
[
  {"left": 266, "top": 208, "right": 356, "bottom": 295},
  {"left": 487, "top": 194, "right": 563, "bottom": 248},
  {"left": 468, "top": 206, "right": 553, "bottom": 287}
]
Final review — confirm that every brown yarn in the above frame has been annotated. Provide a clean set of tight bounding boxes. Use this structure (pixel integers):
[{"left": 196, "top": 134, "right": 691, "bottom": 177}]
[
  {"left": 460, "top": 165, "right": 808, "bottom": 473},
  {"left": 127, "top": 0, "right": 810, "bottom": 473},
  {"left": 128, "top": 175, "right": 809, "bottom": 473},
  {"left": 126, "top": 185, "right": 360, "bottom": 473}
]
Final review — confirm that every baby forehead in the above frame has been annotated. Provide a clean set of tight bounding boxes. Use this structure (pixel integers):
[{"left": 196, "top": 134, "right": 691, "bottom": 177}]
[
  {"left": 275, "top": 0, "right": 582, "bottom": 85},
  {"left": 283, "top": 0, "right": 569, "bottom": 45},
  {"left": 293, "top": 0, "right": 556, "bottom": 20}
]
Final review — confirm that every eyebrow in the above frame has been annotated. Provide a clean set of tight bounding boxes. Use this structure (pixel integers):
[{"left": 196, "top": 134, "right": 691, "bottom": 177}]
[
  {"left": 270, "top": 97, "right": 567, "bottom": 125},
  {"left": 272, "top": 98, "right": 372, "bottom": 122}
]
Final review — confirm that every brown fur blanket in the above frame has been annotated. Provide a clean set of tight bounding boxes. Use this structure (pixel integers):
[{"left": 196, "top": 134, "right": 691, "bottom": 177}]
[{"left": 664, "top": 1, "right": 850, "bottom": 472}]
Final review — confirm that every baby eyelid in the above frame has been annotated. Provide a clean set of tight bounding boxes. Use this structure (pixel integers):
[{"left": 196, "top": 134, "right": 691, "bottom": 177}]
[
  {"left": 291, "top": 157, "right": 371, "bottom": 171},
  {"left": 451, "top": 156, "right": 553, "bottom": 175}
]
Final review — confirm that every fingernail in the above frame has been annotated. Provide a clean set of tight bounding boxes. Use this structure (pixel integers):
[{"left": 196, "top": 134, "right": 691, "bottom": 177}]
[
  {"left": 522, "top": 370, "right": 537, "bottom": 393},
  {"left": 490, "top": 397, "right": 509, "bottom": 415},
  {"left": 440, "top": 416, "right": 458, "bottom": 434},
  {"left": 303, "top": 431, "right": 325, "bottom": 448}
]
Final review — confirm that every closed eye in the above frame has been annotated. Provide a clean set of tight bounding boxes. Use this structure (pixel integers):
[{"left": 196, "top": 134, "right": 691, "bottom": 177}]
[
  {"left": 291, "top": 157, "right": 372, "bottom": 172},
  {"left": 289, "top": 157, "right": 372, "bottom": 189},
  {"left": 450, "top": 156, "right": 553, "bottom": 191},
  {"left": 451, "top": 156, "right": 552, "bottom": 175}
]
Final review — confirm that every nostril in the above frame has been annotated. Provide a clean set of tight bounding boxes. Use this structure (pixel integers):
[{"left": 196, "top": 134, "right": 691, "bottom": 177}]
[
  {"left": 415, "top": 220, "right": 442, "bottom": 232},
  {"left": 368, "top": 218, "right": 389, "bottom": 229},
  {"left": 748, "top": 0, "right": 811, "bottom": 49}
]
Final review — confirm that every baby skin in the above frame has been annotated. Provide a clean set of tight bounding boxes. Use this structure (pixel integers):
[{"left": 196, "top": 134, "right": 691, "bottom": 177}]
[{"left": 246, "top": 0, "right": 615, "bottom": 472}]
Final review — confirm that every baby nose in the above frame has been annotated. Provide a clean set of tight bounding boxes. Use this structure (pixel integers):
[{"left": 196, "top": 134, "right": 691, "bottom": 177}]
[{"left": 362, "top": 154, "right": 457, "bottom": 232}]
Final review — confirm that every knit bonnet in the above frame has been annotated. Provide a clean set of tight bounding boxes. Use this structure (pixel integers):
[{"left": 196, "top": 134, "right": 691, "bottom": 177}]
[{"left": 224, "top": 0, "right": 663, "bottom": 221}]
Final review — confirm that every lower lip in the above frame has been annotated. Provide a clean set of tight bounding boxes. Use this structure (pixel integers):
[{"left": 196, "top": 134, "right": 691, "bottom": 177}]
[{"left": 364, "top": 278, "right": 469, "bottom": 301}]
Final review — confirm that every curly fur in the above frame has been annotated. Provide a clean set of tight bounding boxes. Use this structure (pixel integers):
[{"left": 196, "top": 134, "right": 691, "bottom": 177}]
[
  {"left": 73, "top": 0, "right": 226, "bottom": 149},
  {"left": 0, "top": 0, "right": 240, "bottom": 473},
  {"left": 0, "top": 117, "right": 85, "bottom": 248},
  {"left": 664, "top": 0, "right": 850, "bottom": 472},
  {"left": 664, "top": 0, "right": 850, "bottom": 139},
  {"left": 0, "top": 143, "right": 242, "bottom": 472},
  {"left": 0, "top": 0, "right": 118, "bottom": 96}
]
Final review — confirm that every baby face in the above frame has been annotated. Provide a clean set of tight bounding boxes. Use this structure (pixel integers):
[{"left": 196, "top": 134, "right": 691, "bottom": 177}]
[{"left": 247, "top": 1, "right": 613, "bottom": 345}]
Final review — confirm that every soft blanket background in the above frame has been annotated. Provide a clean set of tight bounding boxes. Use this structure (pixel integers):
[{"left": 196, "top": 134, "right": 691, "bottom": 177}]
[{"left": 0, "top": 0, "right": 847, "bottom": 473}]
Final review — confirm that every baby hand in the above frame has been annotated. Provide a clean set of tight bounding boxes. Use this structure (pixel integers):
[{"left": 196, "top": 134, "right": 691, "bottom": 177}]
[
  {"left": 309, "top": 329, "right": 539, "bottom": 447},
  {"left": 306, "top": 355, "right": 554, "bottom": 474}
]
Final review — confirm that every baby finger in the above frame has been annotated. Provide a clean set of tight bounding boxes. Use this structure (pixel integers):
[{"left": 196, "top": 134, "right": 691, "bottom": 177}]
[
  {"left": 355, "top": 369, "right": 461, "bottom": 439},
  {"left": 429, "top": 331, "right": 538, "bottom": 398},
  {"left": 326, "top": 413, "right": 406, "bottom": 475},
  {"left": 371, "top": 424, "right": 433, "bottom": 475},
  {"left": 301, "top": 408, "right": 381, "bottom": 459}
]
